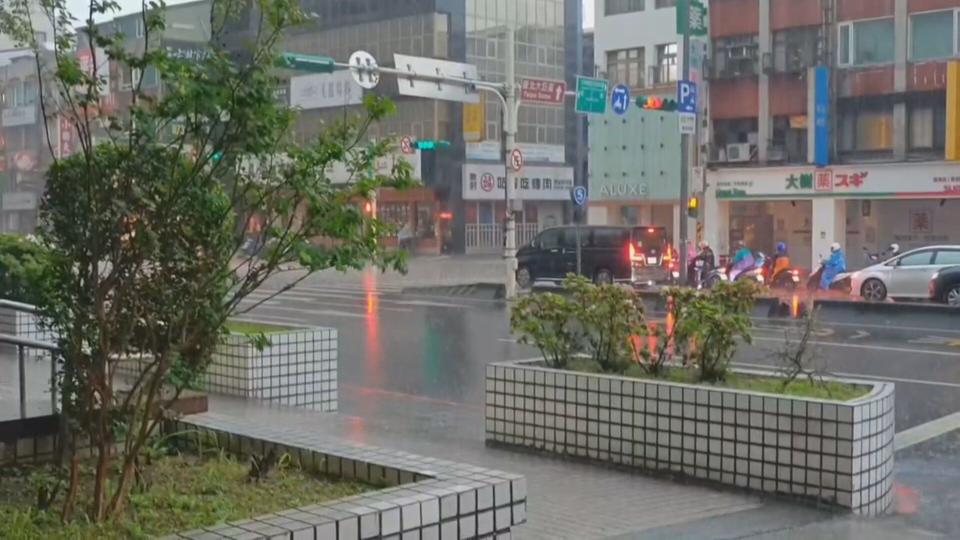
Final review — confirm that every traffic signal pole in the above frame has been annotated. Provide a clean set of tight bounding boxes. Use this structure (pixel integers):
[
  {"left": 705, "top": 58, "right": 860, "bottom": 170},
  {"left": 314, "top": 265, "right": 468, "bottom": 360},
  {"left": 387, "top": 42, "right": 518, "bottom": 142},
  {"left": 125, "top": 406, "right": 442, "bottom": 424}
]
[
  {"left": 678, "top": 8, "right": 692, "bottom": 286},
  {"left": 279, "top": 49, "right": 522, "bottom": 299}
]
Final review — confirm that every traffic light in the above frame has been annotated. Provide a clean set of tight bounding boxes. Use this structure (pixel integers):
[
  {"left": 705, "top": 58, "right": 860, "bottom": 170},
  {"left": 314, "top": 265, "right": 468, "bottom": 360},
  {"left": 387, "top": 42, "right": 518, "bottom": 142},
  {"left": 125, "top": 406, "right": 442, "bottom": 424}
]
[
  {"left": 413, "top": 139, "right": 452, "bottom": 151},
  {"left": 636, "top": 95, "right": 679, "bottom": 112},
  {"left": 687, "top": 195, "right": 700, "bottom": 218}
]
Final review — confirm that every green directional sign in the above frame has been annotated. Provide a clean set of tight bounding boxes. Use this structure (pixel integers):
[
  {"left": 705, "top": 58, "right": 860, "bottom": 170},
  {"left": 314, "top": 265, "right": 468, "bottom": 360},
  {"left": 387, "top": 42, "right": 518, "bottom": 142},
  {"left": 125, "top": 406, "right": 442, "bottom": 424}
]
[
  {"left": 575, "top": 76, "right": 609, "bottom": 115},
  {"left": 276, "top": 52, "right": 336, "bottom": 74},
  {"left": 677, "top": 0, "right": 708, "bottom": 37}
]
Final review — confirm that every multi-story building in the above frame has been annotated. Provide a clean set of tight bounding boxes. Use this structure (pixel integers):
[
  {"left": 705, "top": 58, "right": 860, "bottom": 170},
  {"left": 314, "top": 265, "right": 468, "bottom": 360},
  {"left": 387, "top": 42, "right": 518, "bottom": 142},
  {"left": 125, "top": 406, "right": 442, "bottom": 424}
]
[
  {"left": 227, "top": 0, "right": 584, "bottom": 254},
  {"left": 0, "top": 0, "right": 55, "bottom": 233},
  {"left": 703, "top": 0, "right": 960, "bottom": 269},
  {"left": 586, "top": 0, "right": 687, "bottom": 246}
]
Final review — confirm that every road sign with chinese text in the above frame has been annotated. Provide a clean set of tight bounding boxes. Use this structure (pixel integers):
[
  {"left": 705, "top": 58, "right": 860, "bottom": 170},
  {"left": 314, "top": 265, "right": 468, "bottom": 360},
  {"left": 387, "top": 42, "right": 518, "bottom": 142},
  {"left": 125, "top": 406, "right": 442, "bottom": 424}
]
[
  {"left": 575, "top": 76, "right": 609, "bottom": 115},
  {"left": 520, "top": 78, "right": 566, "bottom": 105}
]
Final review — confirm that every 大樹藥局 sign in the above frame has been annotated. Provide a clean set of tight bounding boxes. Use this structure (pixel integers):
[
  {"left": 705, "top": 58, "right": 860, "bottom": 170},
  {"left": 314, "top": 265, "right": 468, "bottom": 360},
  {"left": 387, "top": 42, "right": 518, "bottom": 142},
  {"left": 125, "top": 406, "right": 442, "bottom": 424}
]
[{"left": 712, "top": 162, "right": 960, "bottom": 200}]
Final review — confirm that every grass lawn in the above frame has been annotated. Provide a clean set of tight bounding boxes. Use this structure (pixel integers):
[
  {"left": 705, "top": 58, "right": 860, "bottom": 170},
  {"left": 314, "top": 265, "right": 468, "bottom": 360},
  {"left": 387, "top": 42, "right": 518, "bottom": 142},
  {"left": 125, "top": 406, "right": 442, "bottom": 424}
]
[
  {"left": 224, "top": 320, "right": 300, "bottom": 335},
  {"left": 0, "top": 451, "right": 368, "bottom": 539},
  {"left": 568, "top": 359, "right": 870, "bottom": 401}
]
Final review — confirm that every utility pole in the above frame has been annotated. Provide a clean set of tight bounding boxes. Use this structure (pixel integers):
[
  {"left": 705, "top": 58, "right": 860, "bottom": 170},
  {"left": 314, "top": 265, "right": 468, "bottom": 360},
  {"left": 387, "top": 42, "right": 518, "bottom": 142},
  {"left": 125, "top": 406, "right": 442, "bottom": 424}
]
[
  {"left": 678, "top": 3, "right": 692, "bottom": 286},
  {"left": 502, "top": 27, "right": 520, "bottom": 300}
]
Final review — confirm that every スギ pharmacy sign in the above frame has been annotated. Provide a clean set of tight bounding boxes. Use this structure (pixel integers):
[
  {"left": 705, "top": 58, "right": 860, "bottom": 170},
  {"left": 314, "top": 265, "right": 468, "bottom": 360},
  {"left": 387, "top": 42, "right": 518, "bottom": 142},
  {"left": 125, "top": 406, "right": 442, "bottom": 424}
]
[{"left": 714, "top": 162, "right": 960, "bottom": 200}]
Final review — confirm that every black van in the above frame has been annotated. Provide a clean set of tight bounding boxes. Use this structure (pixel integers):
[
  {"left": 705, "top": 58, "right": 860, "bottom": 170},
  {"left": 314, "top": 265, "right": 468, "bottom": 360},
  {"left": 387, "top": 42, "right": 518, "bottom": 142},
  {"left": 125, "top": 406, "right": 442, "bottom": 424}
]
[{"left": 516, "top": 226, "right": 672, "bottom": 288}]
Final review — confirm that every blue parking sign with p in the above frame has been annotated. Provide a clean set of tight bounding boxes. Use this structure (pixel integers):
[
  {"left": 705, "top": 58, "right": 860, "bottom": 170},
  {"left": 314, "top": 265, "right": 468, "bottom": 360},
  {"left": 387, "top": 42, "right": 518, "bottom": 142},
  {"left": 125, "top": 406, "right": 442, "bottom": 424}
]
[
  {"left": 611, "top": 84, "right": 630, "bottom": 115},
  {"left": 677, "top": 80, "right": 697, "bottom": 114}
]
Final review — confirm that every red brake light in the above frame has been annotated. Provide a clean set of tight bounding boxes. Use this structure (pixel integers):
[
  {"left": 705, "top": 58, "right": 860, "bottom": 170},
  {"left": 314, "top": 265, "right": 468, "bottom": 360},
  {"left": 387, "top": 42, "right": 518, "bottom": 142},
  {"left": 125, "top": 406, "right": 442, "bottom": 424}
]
[{"left": 648, "top": 227, "right": 656, "bottom": 233}]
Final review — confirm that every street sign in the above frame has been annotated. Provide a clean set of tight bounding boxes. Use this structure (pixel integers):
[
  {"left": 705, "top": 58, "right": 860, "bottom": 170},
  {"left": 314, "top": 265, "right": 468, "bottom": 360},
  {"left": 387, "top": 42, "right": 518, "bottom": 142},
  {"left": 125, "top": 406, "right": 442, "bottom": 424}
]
[
  {"left": 679, "top": 112, "right": 696, "bottom": 135},
  {"left": 348, "top": 50, "right": 380, "bottom": 89},
  {"left": 677, "top": 80, "right": 697, "bottom": 114},
  {"left": 520, "top": 78, "right": 566, "bottom": 105},
  {"left": 276, "top": 52, "right": 335, "bottom": 74},
  {"left": 677, "top": 0, "right": 709, "bottom": 37},
  {"left": 570, "top": 186, "right": 588, "bottom": 207},
  {"left": 611, "top": 84, "right": 630, "bottom": 115},
  {"left": 394, "top": 53, "right": 480, "bottom": 104},
  {"left": 575, "top": 76, "right": 609, "bottom": 115},
  {"left": 400, "top": 136, "right": 414, "bottom": 155},
  {"left": 509, "top": 148, "right": 524, "bottom": 172}
]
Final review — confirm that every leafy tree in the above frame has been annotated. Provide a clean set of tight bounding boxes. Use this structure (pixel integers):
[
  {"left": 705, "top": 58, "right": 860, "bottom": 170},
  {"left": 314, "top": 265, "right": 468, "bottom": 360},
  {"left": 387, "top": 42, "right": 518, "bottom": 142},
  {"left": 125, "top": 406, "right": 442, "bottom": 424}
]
[
  {"left": 0, "top": 0, "right": 413, "bottom": 523},
  {"left": 0, "top": 234, "right": 56, "bottom": 305}
]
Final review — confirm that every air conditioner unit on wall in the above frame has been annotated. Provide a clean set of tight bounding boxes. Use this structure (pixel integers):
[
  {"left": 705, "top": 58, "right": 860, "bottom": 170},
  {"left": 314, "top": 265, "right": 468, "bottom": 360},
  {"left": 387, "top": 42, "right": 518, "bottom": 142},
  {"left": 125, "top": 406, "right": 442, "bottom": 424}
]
[{"left": 726, "top": 143, "right": 752, "bottom": 163}]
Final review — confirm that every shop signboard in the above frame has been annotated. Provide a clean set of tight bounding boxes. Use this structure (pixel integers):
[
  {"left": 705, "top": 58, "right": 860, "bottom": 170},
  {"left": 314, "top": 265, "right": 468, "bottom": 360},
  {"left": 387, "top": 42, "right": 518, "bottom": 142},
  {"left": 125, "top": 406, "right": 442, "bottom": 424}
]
[
  {"left": 713, "top": 162, "right": 960, "bottom": 200},
  {"left": 463, "top": 163, "right": 574, "bottom": 201}
]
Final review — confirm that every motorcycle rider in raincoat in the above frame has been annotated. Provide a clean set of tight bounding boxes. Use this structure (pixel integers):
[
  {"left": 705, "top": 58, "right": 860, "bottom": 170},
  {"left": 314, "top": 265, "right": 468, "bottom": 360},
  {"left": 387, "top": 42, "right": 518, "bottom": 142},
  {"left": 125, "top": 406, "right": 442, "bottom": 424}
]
[
  {"left": 729, "top": 241, "right": 755, "bottom": 280},
  {"left": 820, "top": 242, "right": 846, "bottom": 290}
]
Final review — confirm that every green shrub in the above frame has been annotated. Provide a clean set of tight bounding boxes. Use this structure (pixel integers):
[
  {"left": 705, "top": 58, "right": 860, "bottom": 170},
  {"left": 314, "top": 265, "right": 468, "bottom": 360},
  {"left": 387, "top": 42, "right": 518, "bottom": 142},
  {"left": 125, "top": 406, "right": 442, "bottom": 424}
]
[
  {"left": 511, "top": 289, "right": 579, "bottom": 369},
  {"left": 664, "top": 279, "right": 758, "bottom": 383},
  {"left": 510, "top": 275, "right": 647, "bottom": 374}
]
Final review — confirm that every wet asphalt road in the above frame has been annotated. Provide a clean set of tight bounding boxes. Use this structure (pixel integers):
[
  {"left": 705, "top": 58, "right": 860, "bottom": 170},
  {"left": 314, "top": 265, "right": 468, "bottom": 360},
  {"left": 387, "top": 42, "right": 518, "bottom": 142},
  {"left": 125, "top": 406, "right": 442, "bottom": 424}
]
[{"left": 241, "top": 275, "right": 960, "bottom": 435}]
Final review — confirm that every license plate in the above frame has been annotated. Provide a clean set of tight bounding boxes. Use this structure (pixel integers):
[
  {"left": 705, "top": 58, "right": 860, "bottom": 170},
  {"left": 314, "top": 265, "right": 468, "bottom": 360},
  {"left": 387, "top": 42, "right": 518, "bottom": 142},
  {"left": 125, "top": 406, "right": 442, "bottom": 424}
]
[{"left": 646, "top": 257, "right": 658, "bottom": 265}]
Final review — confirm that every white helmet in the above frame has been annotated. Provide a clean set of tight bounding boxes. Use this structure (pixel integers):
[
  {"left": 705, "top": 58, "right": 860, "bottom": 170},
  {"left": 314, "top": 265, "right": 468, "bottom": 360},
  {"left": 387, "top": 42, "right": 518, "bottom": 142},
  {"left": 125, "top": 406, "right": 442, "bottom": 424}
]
[
  {"left": 830, "top": 242, "right": 841, "bottom": 253},
  {"left": 889, "top": 243, "right": 900, "bottom": 253}
]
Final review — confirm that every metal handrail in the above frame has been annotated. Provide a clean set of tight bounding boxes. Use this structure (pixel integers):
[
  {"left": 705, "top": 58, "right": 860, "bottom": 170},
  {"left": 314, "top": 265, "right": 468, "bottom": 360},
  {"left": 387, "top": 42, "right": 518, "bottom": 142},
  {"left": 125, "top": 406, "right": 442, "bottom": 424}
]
[
  {"left": 0, "top": 299, "right": 39, "bottom": 314},
  {"left": 0, "top": 333, "right": 60, "bottom": 420}
]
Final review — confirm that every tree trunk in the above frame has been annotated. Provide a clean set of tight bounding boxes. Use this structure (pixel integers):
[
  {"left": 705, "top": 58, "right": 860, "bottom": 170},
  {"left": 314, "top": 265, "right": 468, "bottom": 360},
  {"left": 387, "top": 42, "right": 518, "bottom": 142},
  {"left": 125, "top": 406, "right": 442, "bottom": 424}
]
[{"left": 61, "top": 454, "right": 79, "bottom": 523}]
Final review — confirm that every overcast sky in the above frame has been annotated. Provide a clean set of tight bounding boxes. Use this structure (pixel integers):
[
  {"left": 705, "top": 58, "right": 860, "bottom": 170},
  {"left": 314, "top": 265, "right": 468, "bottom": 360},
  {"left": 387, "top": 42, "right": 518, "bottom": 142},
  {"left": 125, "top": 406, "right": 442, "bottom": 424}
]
[{"left": 66, "top": 0, "right": 596, "bottom": 28}]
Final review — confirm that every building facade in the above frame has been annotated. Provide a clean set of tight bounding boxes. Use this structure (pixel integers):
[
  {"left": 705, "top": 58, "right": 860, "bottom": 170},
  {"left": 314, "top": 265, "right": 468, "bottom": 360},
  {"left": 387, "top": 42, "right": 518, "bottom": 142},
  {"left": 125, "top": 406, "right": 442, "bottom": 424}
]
[
  {"left": 587, "top": 0, "right": 686, "bottom": 246},
  {"left": 703, "top": 0, "right": 960, "bottom": 269},
  {"left": 229, "top": 0, "right": 583, "bottom": 254}
]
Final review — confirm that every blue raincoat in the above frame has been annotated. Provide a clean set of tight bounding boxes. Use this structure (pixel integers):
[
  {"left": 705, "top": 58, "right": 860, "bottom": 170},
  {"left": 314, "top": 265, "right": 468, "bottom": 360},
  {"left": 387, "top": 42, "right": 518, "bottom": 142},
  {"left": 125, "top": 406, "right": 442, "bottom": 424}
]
[{"left": 820, "top": 250, "right": 846, "bottom": 289}]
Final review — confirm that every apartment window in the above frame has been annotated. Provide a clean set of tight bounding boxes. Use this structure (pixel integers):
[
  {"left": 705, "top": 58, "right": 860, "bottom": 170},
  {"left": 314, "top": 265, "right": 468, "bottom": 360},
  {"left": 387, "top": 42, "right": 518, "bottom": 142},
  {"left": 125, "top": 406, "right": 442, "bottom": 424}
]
[
  {"left": 135, "top": 18, "right": 144, "bottom": 38},
  {"left": 655, "top": 0, "right": 676, "bottom": 7},
  {"left": 606, "top": 0, "right": 644, "bottom": 16},
  {"left": 606, "top": 47, "right": 644, "bottom": 87},
  {"left": 773, "top": 26, "right": 819, "bottom": 73},
  {"left": 713, "top": 35, "right": 759, "bottom": 78},
  {"left": 838, "top": 19, "right": 895, "bottom": 66},
  {"left": 654, "top": 43, "right": 678, "bottom": 84},
  {"left": 839, "top": 103, "right": 893, "bottom": 152},
  {"left": 910, "top": 10, "right": 958, "bottom": 61},
  {"left": 909, "top": 101, "right": 946, "bottom": 151}
]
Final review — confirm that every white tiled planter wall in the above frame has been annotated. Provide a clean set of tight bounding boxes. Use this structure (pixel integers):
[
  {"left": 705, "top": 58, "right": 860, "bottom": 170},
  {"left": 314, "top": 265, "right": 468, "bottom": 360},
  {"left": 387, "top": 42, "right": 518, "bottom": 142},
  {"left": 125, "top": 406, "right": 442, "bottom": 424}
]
[
  {"left": 119, "top": 327, "right": 338, "bottom": 412},
  {"left": 485, "top": 360, "right": 895, "bottom": 515}
]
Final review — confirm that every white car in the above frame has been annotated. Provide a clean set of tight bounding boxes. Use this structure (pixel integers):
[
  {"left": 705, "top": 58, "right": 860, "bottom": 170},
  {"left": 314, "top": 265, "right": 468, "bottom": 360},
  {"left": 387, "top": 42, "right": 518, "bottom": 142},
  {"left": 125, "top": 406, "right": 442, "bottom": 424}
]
[{"left": 850, "top": 246, "right": 960, "bottom": 301}]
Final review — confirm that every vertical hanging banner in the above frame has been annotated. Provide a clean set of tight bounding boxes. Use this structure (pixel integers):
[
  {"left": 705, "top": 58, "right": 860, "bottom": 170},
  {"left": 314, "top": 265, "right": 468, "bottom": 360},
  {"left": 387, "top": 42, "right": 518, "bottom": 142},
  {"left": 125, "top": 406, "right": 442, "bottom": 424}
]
[
  {"left": 946, "top": 61, "right": 960, "bottom": 161},
  {"left": 58, "top": 116, "right": 76, "bottom": 159},
  {"left": 813, "top": 66, "right": 830, "bottom": 168}
]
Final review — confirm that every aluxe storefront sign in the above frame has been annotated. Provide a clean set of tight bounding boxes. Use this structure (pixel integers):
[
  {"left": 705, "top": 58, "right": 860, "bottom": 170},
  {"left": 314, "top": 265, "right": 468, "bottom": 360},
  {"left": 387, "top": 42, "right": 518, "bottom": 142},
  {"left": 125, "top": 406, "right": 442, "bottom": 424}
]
[{"left": 714, "top": 162, "right": 960, "bottom": 200}]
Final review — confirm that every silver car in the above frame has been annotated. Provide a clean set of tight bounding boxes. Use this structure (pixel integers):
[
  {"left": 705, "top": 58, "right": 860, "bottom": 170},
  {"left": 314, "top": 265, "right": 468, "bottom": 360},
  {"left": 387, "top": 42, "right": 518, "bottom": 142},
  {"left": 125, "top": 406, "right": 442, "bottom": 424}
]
[{"left": 851, "top": 246, "right": 960, "bottom": 301}]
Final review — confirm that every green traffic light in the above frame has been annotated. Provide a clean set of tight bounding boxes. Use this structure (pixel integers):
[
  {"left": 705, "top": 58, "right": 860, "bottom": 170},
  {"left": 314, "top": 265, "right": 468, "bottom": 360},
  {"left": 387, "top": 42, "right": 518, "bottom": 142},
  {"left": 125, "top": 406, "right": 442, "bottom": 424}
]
[{"left": 413, "top": 139, "right": 451, "bottom": 151}]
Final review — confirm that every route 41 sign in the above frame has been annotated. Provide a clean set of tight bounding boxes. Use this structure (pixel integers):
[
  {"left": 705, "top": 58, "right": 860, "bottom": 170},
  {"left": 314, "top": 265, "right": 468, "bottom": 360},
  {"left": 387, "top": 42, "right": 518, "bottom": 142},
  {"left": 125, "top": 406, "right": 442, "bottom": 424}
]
[
  {"left": 611, "top": 84, "right": 630, "bottom": 115},
  {"left": 570, "top": 186, "right": 588, "bottom": 207}
]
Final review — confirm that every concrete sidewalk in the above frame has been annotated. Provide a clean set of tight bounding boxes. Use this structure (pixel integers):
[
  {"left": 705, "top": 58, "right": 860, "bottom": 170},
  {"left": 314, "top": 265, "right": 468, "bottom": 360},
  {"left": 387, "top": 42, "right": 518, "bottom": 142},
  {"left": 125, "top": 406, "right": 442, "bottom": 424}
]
[{"left": 202, "top": 390, "right": 808, "bottom": 540}]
